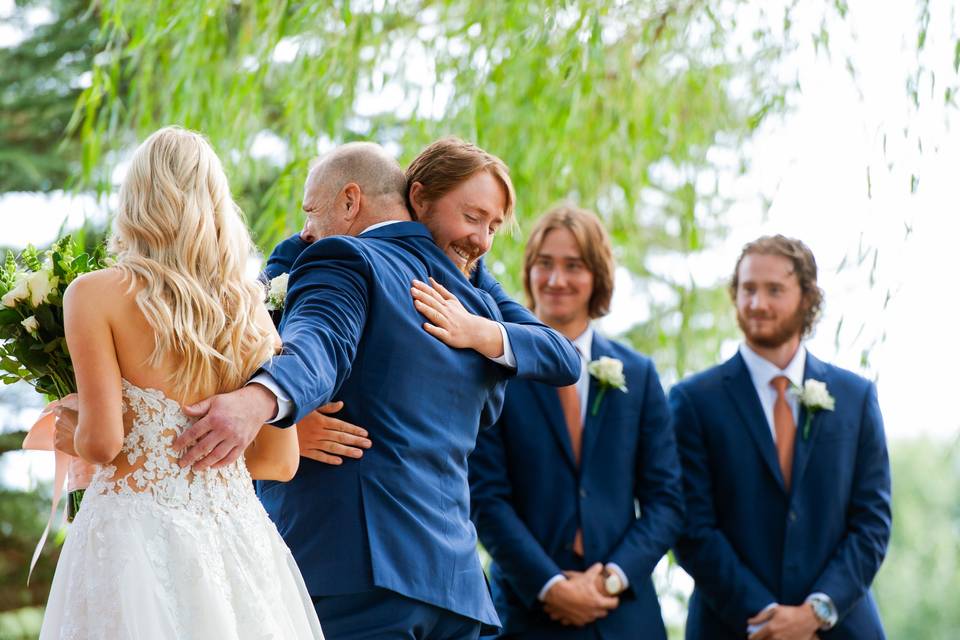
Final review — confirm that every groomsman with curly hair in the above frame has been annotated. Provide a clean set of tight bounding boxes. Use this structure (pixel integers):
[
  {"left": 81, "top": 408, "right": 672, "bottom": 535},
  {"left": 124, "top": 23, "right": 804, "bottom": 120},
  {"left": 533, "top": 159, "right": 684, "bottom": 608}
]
[
  {"left": 671, "top": 235, "right": 892, "bottom": 639},
  {"left": 470, "top": 204, "right": 684, "bottom": 639}
]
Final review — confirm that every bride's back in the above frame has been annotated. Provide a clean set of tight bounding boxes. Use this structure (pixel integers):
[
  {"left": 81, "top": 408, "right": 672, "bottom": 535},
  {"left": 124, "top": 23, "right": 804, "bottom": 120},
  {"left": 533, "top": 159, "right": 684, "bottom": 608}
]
[{"left": 93, "top": 269, "right": 249, "bottom": 407}]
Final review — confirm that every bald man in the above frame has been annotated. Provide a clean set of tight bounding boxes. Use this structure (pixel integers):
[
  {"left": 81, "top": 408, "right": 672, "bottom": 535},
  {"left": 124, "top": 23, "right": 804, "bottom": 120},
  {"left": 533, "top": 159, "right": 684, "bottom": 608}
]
[{"left": 176, "top": 142, "right": 580, "bottom": 639}]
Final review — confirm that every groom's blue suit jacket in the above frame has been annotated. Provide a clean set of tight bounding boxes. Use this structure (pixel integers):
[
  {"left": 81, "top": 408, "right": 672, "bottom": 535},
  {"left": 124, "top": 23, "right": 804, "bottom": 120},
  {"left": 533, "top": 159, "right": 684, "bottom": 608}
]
[
  {"left": 670, "top": 352, "right": 891, "bottom": 639},
  {"left": 470, "top": 333, "right": 684, "bottom": 638},
  {"left": 257, "top": 223, "right": 580, "bottom": 628}
]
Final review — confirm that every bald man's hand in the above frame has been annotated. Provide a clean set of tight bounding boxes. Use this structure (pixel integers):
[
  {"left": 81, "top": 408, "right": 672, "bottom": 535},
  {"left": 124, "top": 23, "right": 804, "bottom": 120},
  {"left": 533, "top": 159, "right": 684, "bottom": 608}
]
[{"left": 175, "top": 384, "right": 278, "bottom": 469}]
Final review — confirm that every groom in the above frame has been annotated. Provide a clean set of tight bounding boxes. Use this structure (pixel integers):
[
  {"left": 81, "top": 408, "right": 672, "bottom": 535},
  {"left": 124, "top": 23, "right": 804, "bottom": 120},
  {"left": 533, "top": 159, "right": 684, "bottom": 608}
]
[
  {"left": 175, "top": 141, "right": 580, "bottom": 639},
  {"left": 671, "top": 235, "right": 891, "bottom": 639}
]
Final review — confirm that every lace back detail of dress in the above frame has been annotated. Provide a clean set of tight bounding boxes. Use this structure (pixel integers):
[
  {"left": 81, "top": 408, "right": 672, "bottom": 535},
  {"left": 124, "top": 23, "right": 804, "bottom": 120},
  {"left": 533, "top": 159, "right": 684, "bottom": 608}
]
[{"left": 86, "top": 379, "right": 254, "bottom": 518}]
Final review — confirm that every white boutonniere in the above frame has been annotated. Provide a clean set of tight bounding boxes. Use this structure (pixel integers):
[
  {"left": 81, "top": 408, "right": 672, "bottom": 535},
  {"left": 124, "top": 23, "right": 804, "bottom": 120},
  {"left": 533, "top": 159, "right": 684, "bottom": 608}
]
[
  {"left": 266, "top": 272, "right": 289, "bottom": 311},
  {"left": 587, "top": 356, "right": 628, "bottom": 416},
  {"left": 793, "top": 379, "right": 835, "bottom": 440}
]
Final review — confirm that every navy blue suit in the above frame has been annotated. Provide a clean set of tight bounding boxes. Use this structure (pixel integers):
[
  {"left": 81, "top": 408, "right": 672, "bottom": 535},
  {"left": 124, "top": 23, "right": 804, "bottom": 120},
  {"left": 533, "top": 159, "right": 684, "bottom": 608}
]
[
  {"left": 670, "top": 352, "right": 891, "bottom": 639},
  {"left": 470, "top": 333, "right": 684, "bottom": 639},
  {"left": 257, "top": 223, "right": 580, "bottom": 636}
]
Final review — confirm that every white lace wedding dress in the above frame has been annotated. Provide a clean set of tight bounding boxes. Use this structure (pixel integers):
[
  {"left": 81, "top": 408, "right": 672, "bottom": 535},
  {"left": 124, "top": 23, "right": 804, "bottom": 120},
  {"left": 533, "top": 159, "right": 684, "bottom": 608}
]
[{"left": 40, "top": 379, "right": 324, "bottom": 639}]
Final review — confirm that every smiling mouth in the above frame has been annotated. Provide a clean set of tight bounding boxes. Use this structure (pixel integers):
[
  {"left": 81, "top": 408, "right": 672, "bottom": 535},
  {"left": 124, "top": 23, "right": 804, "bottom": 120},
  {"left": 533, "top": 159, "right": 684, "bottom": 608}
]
[{"left": 450, "top": 245, "right": 474, "bottom": 265}]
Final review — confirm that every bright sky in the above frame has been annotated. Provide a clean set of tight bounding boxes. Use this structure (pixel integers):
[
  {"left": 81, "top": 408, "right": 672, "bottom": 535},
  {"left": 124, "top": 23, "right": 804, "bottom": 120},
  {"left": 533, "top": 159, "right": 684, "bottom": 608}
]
[{"left": 1, "top": 0, "right": 957, "bottom": 493}]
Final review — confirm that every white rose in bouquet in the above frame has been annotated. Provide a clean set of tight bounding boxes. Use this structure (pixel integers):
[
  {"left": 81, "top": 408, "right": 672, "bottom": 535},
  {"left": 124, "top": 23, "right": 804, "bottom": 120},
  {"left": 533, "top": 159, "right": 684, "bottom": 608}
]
[
  {"left": 26, "top": 269, "right": 57, "bottom": 307},
  {"left": 21, "top": 315, "right": 39, "bottom": 336},
  {"left": 2, "top": 273, "right": 29, "bottom": 307},
  {"left": 266, "top": 273, "right": 289, "bottom": 311}
]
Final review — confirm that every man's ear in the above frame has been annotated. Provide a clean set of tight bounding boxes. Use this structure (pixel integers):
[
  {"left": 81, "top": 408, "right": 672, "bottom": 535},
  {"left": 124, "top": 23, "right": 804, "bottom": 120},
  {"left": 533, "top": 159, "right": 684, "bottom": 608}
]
[
  {"left": 342, "top": 183, "right": 362, "bottom": 220},
  {"left": 408, "top": 181, "right": 427, "bottom": 219}
]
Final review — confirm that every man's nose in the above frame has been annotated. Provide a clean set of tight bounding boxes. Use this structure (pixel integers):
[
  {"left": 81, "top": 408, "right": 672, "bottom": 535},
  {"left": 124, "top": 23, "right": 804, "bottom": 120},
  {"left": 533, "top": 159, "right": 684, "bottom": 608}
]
[
  {"left": 547, "top": 267, "right": 565, "bottom": 287},
  {"left": 471, "top": 229, "right": 492, "bottom": 256},
  {"left": 300, "top": 222, "right": 316, "bottom": 243}
]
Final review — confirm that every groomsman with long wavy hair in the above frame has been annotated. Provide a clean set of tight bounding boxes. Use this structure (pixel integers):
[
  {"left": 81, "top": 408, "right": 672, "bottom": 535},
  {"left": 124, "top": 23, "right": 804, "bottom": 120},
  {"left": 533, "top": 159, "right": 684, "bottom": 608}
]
[
  {"left": 671, "top": 235, "right": 892, "bottom": 639},
  {"left": 470, "top": 204, "right": 684, "bottom": 639}
]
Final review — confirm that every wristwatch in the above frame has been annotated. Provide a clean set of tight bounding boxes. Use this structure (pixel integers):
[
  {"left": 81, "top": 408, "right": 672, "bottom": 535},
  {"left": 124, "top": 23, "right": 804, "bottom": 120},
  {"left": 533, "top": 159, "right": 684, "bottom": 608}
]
[
  {"left": 602, "top": 567, "right": 624, "bottom": 595},
  {"left": 807, "top": 594, "right": 836, "bottom": 629}
]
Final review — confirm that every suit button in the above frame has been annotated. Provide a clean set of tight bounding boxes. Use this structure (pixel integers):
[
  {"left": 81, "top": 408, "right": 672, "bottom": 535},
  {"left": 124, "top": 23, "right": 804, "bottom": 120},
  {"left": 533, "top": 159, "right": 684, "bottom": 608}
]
[
  {"left": 789, "top": 511, "right": 798, "bottom": 522},
  {"left": 579, "top": 488, "right": 588, "bottom": 498}
]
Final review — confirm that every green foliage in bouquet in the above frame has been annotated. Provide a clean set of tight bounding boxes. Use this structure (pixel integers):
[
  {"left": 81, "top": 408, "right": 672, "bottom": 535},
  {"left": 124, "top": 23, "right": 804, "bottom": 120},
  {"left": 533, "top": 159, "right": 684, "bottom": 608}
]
[{"left": 0, "top": 236, "right": 109, "bottom": 400}]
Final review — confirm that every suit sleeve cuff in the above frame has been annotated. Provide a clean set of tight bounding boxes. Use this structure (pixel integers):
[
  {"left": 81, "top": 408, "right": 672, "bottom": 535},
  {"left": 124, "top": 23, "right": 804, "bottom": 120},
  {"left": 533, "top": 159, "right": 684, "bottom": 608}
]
[
  {"left": 248, "top": 373, "right": 292, "bottom": 423},
  {"left": 605, "top": 563, "right": 629, "bottom": 591},
  {"left": 746, "top": 602, "right": 778, "bottom": 635},
  {"left": 488, "top": 322, "right": 517, "bottom": 369},
  {"left": 537, "top": 574, "right": 566, "bottom": 602},
  {"left": 806, "top": 592, "right": 839, "bottom": 629}
]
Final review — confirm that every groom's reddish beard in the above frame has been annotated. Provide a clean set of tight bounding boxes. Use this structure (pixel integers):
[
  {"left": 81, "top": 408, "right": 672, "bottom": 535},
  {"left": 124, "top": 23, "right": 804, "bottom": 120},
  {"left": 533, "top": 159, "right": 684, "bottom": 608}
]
[{"left": 737, "top": 301, "right": 808, "bottom": 348}]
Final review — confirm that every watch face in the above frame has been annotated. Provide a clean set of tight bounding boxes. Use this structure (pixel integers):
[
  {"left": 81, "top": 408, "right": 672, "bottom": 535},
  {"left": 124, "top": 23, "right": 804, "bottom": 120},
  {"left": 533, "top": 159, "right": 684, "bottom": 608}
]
[{"left": 811, "top": 600, "right": 829, "bottom": 623}]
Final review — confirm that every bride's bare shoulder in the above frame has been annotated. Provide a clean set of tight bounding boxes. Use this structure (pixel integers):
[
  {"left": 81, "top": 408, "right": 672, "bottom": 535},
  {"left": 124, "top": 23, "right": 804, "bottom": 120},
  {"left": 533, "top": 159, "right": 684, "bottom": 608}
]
[{"left": 64, "top": 267, "right": 139, "bottom": 309}]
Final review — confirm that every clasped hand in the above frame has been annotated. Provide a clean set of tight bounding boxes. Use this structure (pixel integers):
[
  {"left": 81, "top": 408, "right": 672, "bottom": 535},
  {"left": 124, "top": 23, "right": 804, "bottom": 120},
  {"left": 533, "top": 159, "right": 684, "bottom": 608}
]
[
  {"left": 747, "top": 604, "right": 821, "bottom": 640},
  {"left": 542, "top": 563, "right": 619, "bottom": 627},
  {"left": 53, "top": 393, "right": 79, "bottom": 456}
]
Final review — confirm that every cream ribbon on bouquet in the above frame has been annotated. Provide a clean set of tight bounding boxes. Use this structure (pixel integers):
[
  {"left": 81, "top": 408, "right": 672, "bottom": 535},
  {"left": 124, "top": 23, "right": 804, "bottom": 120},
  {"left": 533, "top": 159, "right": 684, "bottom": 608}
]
[{"left": 21, "top": 395, "right": 95, "bottom": 583}]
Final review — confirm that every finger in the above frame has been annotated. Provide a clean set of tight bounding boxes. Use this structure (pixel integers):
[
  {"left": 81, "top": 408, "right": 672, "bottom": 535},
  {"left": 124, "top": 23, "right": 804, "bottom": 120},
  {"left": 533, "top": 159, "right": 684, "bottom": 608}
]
[
  {"left": 414, "top": 300, "right": 448, "bottom": 327},
  {"left": 422, "top": 323, "right": 451, "bottom": 342},
  {"left": 178, "top": 430, "right": 222, "bottom": 467},
  {"left": 414, "top": 278, "right": 447, "bottom": 303},
  {"left": 585, "top": 562, "right": 605, "bottom": 576},
  {"left": 189, "top": 436, "right": 233, "bottom": 470},
  {"left": 316, "top": 401, "right": 344, "bottom": 414},
  {"left": 181, "top": 397, "right": 212, "bottom": 418},
  {"left": 316, "top": 441, "right": 365, "bottom": 459},
  {"left": 411, "top": 291, "right": 445, "bottom": 315},
  {"left": 172, "top": 418, "right": 213, "bottom": 452},
  {"left": 209, "top": 445, "right": 244, "bottom": 469},
  {"left": 591, "top": 593, "right": 619, "bottom": 609},
  {"left": 428, "top": 277, "right": 454, "bottom": 300},
  {"left": 411, "top": 281, "right": 447, "bottom": 308},
  {"left": 299, "top": 415, "right": 369, "bottom": 440},
  {"left": 313, "top": 429, "right": 371, "bottom": 447},
  {"left": 301, "top": 449, "right": 343, "bottom": 465},
  {"left": 747, "top": 607, "right": 777, "bottom": 625}
]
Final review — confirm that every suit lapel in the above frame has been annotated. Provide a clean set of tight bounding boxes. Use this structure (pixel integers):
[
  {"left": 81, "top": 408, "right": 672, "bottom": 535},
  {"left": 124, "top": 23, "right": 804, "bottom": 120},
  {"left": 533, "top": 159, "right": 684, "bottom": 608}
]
[
  {"left": 580, "top": 335, "right": 614, "bottom": 469},
  {"left": 722, "top": 354, "right": 787, "bottom": 493},
  {"left": 790, "top": 353, "right": 829, "bottom": 492},
  {"left": 528, "top": 380, "right": 578, "bottom": 470}
]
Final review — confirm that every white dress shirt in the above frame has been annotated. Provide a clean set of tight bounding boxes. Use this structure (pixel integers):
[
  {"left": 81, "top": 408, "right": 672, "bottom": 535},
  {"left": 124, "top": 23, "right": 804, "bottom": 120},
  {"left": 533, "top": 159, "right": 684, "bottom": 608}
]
[
  {"left": 738, "top": 342, "right": 838, "bottom": 632},
  {"left": 251, "top": 220, "right": 515, "bottom": 422},
  {"left": 738, "top": 343, "right": 805, "bottom": 442},
  {"left": 538, "top": 326, "right": 629, "bottom": 601}
]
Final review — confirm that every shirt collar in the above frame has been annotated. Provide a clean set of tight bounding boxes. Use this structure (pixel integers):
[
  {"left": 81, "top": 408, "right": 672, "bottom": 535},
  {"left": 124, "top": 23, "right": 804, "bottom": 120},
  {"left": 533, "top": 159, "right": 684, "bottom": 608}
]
[
  {"left": 358, "top": 219, "right": 403, "bottom": 236},
  {"left": 739, "top": 342, "right": 806, "bottom": 391},
  {"left": 571, "top": 326, "right": 594, "bottom": 360}
]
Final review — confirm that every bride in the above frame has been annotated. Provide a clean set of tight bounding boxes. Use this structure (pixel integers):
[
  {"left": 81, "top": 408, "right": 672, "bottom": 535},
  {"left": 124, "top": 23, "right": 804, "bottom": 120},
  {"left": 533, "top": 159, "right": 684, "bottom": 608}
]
[{"left": 40, "top": 126, "right": 323, "bottom": 639}]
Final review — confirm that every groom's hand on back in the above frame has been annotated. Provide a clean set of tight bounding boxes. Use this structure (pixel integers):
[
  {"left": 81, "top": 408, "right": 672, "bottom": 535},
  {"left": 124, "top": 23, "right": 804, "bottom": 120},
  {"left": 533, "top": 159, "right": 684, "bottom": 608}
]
[
  {"left": 297, "top": 401, "right": 372, "bottom": 465},
  {"left": 175, "top": 383, "right": 278, "bottom": 469}
]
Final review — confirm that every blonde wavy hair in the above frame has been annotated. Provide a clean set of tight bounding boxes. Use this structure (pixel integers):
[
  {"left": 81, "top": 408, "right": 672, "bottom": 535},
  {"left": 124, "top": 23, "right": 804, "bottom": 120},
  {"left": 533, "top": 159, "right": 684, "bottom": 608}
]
[{"left": 110, "top": 126, "right": 274, "bottom": 399}]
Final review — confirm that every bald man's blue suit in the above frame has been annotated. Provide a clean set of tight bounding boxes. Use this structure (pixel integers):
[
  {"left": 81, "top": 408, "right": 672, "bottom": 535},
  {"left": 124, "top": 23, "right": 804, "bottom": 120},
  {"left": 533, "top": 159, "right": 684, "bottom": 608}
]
[{"left": 257, "top": 223, "right": 580, "bottom": 638}]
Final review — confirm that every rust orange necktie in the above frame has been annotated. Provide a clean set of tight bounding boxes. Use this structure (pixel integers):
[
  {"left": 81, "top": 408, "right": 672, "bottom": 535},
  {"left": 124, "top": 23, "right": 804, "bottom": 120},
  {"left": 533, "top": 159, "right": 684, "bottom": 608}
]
[
  {"left": 770, "top": 375, "right": 796, "bottom": 490},
  {"left": 557, "top": 383, "right": 585, "bottom": 556}
]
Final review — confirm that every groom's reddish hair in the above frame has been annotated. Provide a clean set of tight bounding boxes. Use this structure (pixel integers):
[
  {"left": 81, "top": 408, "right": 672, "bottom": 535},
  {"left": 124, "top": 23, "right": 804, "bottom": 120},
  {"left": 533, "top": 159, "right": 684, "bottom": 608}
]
[{"left": 405, "top": 137, "right": 515, "bottom": 220}]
